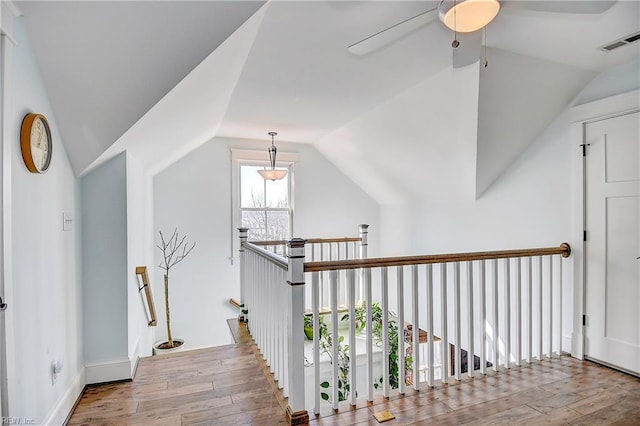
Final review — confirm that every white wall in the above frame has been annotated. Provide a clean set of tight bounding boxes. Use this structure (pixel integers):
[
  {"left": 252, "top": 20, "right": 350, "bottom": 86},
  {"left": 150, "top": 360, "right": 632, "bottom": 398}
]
[
  {"left": 7, "top": 17, "right": 83, "bottom": 424},
  {"left": 153, "top": 137, "right": 379, "bottom": 350},
  {"left": 316, "top": 57, "right": 639, "bottom": 357},
  {"left": 82, "top": 151, "right": 154, "bottom": 382},
  {"left": 125, "top": 152, "right": 155, "bottom": 367},
  {"left": 81, "top": 153, "right": 128, "bottom": 366}
]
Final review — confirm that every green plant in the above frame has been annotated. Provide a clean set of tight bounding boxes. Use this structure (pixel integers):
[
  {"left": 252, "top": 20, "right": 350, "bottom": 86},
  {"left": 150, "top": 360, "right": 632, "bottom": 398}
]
[
  {"left": 303, "top": 315, "right": 315, "bottom": 340},
  {"left": 344, "top": 303, "right": 412, "bottom": 390},
  {"left": 318, "top": 324, "right": 350, "bottom": 403}
]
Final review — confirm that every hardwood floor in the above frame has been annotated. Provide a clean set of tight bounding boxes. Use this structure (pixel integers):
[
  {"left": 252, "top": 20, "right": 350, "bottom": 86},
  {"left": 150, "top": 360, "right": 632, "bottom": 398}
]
[
  {"left": 70, "top": 321, "right": 640, "bottom": 425},
  {"left": 68, "top": 321, "right": 287, "bottom": 426}
]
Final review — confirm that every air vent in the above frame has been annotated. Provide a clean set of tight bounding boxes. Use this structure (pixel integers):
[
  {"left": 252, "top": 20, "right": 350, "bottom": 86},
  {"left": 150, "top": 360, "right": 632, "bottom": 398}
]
[{"left": 599, "top": 31, "right": 640, "bottom": 52}]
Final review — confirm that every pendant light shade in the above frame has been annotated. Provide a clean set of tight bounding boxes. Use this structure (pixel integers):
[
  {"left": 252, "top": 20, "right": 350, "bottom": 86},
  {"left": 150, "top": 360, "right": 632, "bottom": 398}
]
[
  {"left": 258, "top": 132, "right": 288, "bottom": 181},
  {"left": 439, "top": 0, "right": 500, "bottom": 33}
]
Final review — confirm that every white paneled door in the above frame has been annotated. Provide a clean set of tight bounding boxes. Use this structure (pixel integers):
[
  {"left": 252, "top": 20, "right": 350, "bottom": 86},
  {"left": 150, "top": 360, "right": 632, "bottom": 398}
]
[{"left": 585, "top": 110, "right": 639, "bottom": 375}]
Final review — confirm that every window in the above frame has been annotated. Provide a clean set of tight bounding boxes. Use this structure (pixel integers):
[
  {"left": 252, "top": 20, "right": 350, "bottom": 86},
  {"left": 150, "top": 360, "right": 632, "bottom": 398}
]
[{"left": 239, "top": 164, "right": 292, "bottom": 241}]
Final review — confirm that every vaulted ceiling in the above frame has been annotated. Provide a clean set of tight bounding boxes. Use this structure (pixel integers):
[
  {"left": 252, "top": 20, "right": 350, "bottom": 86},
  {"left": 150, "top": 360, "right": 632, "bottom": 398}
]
[{"left": 17, "top": 1, "right": 640, "bottom": 199}]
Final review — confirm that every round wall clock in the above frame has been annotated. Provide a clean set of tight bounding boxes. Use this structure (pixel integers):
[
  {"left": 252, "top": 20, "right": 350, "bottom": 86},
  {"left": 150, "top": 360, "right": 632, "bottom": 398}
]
[{"left": 20, "top": 113, "right": 52, "bottom": 173}]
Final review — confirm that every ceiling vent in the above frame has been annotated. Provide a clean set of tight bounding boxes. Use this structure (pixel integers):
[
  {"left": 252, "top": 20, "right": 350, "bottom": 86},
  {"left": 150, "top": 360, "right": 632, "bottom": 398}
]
[{"left": 599, "top": 31, "right": 640, "bottom": 52}]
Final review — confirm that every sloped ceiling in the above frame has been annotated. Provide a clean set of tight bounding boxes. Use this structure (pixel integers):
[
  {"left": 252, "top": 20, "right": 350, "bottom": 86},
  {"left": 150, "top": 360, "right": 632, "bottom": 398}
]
[
  {"left": 475, "top": 48, "right": 596, "bottom": 198},
  {"left": 18, "top": 0, "right": 266, "bottom": 175},
  {"left": 16, "top": 0, "right": 640, "bottom": 199}
]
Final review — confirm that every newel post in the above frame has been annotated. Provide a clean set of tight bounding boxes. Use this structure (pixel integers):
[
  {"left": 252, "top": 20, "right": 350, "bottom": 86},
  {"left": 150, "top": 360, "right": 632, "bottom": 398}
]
[
  {"left": 358, "top": 224, "right": 369, "bottom": 302},
  {"left": 238, "top": 228, "right": 248, "bottom": 305},
  {"left": 286, "top": 238, "right": 309, "bottom": 425},
  {"left": 359, "top": 224, "right": 369, "bottom": 260}
]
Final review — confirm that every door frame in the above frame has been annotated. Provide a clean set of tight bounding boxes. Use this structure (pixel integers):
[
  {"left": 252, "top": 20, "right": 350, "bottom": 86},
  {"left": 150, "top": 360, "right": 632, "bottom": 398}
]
[
  {"left": 0, "top": 1, "right": 21, "bottom": 416},
  {"left": 570, "top": 89, "right": 640, "bottom": 360}
]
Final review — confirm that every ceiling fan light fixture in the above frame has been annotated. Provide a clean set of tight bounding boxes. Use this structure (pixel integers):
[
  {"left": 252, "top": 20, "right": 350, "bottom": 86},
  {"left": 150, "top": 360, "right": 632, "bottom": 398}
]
[{"left": 439, "top": 0, "right": 501, "bottom": 33}]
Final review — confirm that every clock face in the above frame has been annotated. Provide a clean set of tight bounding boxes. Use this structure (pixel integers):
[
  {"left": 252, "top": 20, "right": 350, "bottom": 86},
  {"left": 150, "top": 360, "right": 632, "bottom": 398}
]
[
  {"left": 30, "top": 117, "right": 50, "bottom": 172},
  {"left": 20, "top": 113, "right": 52, "bottom": 173}
]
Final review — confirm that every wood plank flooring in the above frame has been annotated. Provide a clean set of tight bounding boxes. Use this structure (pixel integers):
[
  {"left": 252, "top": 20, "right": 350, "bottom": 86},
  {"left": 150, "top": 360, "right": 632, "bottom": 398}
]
[{"left": 70, "top": 321, "right": 640, "bottom": 425}]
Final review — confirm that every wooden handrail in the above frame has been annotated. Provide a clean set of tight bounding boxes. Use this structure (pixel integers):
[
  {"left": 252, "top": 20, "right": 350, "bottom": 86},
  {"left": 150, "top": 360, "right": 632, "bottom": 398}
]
[
  {"left": 229, "top": 298, "right": 242, "bottom": 309},
  {"left": 304, "top": 243, "right": 571, "bottom": 273},
  {"left": 249, "top": 236, "right": 362, "bottom": 246}
]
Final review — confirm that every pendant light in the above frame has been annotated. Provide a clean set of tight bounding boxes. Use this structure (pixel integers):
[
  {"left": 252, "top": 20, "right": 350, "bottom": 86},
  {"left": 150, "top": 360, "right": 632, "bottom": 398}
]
[{"left": 258, "top": 132, "right": 288, "bottom": 181}]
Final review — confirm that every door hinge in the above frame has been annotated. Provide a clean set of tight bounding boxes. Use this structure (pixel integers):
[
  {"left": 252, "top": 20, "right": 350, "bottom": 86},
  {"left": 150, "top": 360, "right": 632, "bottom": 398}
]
[
  {"left": 582, "top": 314, "right": 586, "bottom": 326},
  {"left": 583, "top": 230, "right": 587, "bottom": 242}
]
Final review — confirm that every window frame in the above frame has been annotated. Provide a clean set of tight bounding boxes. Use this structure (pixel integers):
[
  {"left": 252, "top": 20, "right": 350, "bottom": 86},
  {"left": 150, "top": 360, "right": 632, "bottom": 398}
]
[{"left": 230, "top": 149, "right": 299, "bottom": 261}]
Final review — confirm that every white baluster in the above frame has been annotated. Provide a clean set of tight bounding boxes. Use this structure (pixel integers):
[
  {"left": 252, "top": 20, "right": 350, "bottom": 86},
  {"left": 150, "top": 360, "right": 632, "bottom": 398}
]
[
  {"left": 527, "top": 257, "right": 533, "bottom": 364},
  {"left": 454, "top": 262, "right": 461, "bottom": 381},
  {"left": 538, "top": 256, "right": 543, "bottom": 361},
  {"left": 330, "top": 270, "right": 339, "bottom": 410},
  {"left": 492, "top": 259, "right": 499, "bottom": 371},
  {"left": 365, "top": 267, "right": 373, "bottom": 402},
  {"left": 426, "top": 264, "right": 435, "bottom": 386},
  {"left": 557, "top": 256, "right": 563, "bottom": 356},
  {"left": 348, "top": 269, "right": 357, "bottom": 406},
  {"left": 441, "top": 263, "right": 449, "bottom": 384},
  {"left": 397, "top": 267, "right": 405, "bottom": 394},
  {"left": 412, "top": 265, "right": 420, "bottom": 390},
  {"left": 548, "top": 255, "right": 553, "bottom": 358},
  {"left": 381, "top": 267, "right": 390, "bottom": 397},
  {"left": 467, "top": 261, "right": 474, "bottom": 378},
  {"left": 312, "top": 272, "right": 320, "bottom": 414},
  {"left": 504, "top": 258, "right": 511, "bottom": 369},
  {"left": 480, "top": 260, "right": 486, "bottom": 375},
  {"left": 515, "top": 258, "right": 521, "bottom": 366}
]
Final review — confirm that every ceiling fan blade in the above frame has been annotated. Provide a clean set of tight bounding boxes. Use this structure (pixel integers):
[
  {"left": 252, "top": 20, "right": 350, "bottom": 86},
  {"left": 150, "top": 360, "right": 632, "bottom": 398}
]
[
  {"left": 452, "top": 31, "right": 482, "bottom": 68},
  {"left": 348, "top": 8, "right": 438, "bottom": 56},
  {"left": 503, "top": 1, "right": 616, "bottom": 14}
]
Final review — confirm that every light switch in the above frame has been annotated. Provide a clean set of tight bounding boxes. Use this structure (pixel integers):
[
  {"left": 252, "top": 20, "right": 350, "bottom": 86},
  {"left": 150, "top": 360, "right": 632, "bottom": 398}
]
[{"left": 63, "top": 212, "right": 73, "bottom": 231}]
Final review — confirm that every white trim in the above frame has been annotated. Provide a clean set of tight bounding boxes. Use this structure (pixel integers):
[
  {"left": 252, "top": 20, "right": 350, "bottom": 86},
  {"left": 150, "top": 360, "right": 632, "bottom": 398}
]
[
  {"left": 0, "top": 32, "right": 17, "bottom": 416},
  {"left": 570, "top": 89, "right": 640, "bottom": 360},
  {"left": 0, "top": 1, "right": 22, "bottom": 45},
  {"left": 43, "top": 367, "right": 86, "bottom": 426},
  {"left": 2, "top": 1, "right": 22, "bottom": 19},
  {"left": 130, "top": 336, "right": 140, "bottom": 376},
  {"left": 231, "top": 148, "right": 300, "bottom": 163},
  {"left": 571, "top": 90, "right": 640, "bottom": 123},
  {"left": 230, "top": 148, "right": 298, "bottom": 262},
  {"left": 562, "top": 334, "right": 572, "bottom": 355},
  {"left": 85, "top": 358, "right": 133, "bottom": 384}
]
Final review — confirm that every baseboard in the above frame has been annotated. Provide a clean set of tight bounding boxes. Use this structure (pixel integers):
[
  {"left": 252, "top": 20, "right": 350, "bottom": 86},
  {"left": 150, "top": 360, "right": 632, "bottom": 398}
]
[
  {"left": 43, "top": 367, "right": 86, "bottom": 426},
  {"left": 85, "top": 358, "right": 132, "bottom": 384},
  {"left": 562, "top": 334, "right": 572, "bottom": 354},
  {"left": 130, "top": 337, "right": 140, "bottom": 377}
]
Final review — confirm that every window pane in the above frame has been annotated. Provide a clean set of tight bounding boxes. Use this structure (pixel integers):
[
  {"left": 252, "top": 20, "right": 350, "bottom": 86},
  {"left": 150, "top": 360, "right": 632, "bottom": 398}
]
[
  {"left": 240, "top": 165, "right": 265, "bottom": 208},
  {"left": 266, "top": 173, "right": 289, "bottom": 208},
  {"left": 241, "top": 210, "right": 266, "bottom": 240},
  {"left": 266, "top": 211, "right": 290, "bottom": 240}
]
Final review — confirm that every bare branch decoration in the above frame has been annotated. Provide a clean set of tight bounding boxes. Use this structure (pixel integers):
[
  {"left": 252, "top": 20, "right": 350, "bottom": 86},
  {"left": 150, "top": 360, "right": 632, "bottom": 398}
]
[{"left": 156, "top": 228, "right": 196, "bottom": 350}]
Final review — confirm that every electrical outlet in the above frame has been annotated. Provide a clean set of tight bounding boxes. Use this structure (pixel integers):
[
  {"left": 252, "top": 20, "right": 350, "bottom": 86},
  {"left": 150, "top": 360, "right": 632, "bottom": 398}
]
[{"left": 52, "top": 359, "right": 63, "bottom": 385}]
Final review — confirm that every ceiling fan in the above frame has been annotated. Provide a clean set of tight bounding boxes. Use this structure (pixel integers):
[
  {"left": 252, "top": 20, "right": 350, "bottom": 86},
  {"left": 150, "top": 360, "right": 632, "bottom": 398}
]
[{"left": 348, "top": 0, "right": 616, "bottom": 68}]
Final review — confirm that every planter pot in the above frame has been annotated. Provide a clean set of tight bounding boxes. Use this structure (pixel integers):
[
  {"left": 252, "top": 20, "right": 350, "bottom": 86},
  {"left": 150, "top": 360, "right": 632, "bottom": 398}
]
[{"left": 153, "top": 339, "right": 185, "bottom": 356}]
